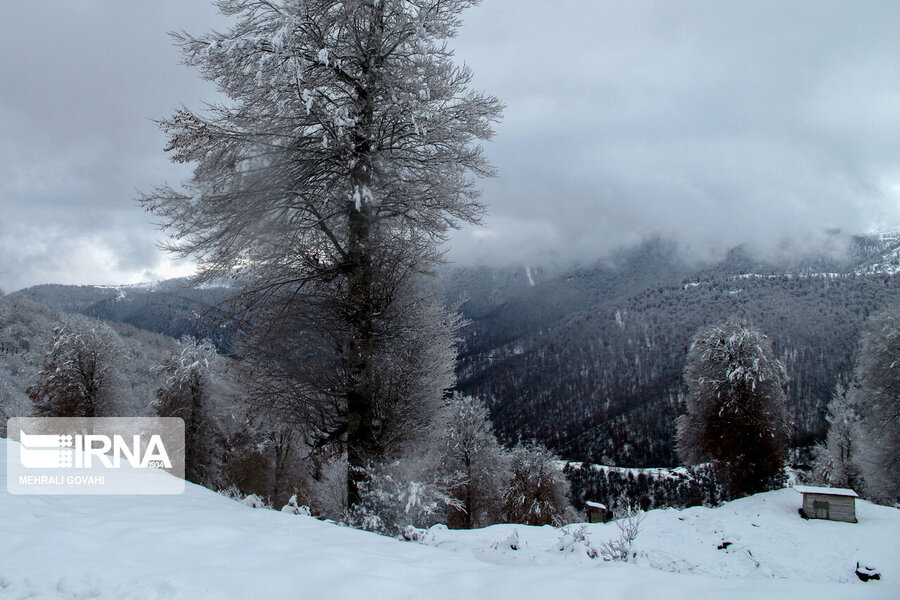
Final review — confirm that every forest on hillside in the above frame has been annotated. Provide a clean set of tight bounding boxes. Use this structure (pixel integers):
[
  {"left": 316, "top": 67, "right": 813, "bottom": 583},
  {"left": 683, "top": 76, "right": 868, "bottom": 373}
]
[{"left": 459, "top": 271, "right": 899, "bottom": 466}]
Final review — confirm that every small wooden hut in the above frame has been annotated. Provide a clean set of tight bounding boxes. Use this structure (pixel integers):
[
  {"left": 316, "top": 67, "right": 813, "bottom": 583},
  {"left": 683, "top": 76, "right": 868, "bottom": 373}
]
[
  {"left": 585, "top": 501, "right": 608, "bottom": 523},
  {"left": 794, "top": 486, "right": 858, "bottom": 523}
]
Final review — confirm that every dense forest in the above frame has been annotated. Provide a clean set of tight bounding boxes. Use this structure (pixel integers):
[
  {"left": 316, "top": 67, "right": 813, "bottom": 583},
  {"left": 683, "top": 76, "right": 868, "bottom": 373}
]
[
  {"left": 453, "top": 233, "right": 900, "bottom": 467},
  {"left": 10, "top": 233, "right": 900, "bottom": 470}
]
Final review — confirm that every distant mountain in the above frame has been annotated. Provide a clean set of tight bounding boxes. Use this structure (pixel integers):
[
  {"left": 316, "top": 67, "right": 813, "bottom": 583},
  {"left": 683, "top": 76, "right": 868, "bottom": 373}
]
[
  {"left": 437, "top": 262, "right": 560, "bottom": 319},
  {"left": 451, "top": 238, "right": 692, "bottom": 353},
  {"left": 14, "top": 233, "right": 900, "bottom": 468},
  {"left": 453, "top": 233, "right": 900, "bottom": 467},
  {"left": 13, "top": 280, "right": 236, "bottom": 353}
]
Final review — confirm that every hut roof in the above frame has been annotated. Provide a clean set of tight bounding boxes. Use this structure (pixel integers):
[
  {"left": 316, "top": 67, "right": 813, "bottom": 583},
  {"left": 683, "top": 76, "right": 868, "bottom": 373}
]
[{"left": 793, "top": 485, "right": 858, "bottom": 498}]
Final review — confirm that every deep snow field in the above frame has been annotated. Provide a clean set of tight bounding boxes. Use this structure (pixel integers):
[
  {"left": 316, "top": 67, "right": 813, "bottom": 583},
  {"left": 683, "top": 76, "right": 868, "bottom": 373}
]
[{"left": 1, "top": 439, "right": 896, "bottom": 599}]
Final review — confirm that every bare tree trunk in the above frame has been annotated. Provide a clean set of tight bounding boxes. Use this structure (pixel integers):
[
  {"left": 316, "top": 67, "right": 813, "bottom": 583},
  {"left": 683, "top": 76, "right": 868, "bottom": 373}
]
[
  {"left": 464, "top": 454, "right": 473, "bottom": 529},
  {"left": 186, "top": 375, "right": 204, "bottom": 483},
  {"left": 345, "top": 126, "right": 377, "bottom": 508},
  {"left": 345, "top": 2, "right": 383, "bottom": 511},
  {"left": 345, "top": 199, "right": 376, "bottom": 508},
  {"left": 271, "top": 429, "right": 293, "bottom": 508}
]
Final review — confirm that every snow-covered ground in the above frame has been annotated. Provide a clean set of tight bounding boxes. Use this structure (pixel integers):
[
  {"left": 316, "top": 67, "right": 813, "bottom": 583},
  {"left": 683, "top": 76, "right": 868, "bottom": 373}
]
[{"left": 1, "top": 439, "right": 896, "bottom": 599}]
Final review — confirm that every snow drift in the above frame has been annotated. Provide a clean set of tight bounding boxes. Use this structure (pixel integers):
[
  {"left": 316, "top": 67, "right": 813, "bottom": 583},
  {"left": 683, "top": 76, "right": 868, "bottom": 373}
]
[{"left": 0, "top": 438, "right": 896, "bottom": 599}]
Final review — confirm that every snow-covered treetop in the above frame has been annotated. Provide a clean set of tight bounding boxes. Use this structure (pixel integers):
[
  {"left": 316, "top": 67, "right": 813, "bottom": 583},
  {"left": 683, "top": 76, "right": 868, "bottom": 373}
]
[
  {"left": 689, "top": 316, "right": 788, "bottom": 395},
  {"left": 144, "top": 0, "right": 502, "bottom": 281}
]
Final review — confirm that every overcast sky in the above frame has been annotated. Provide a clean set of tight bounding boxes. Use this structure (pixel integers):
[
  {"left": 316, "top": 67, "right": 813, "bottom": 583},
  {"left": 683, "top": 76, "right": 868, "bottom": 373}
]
[{"left": 1, "top": 0, "right": 899, "bottom": 291}]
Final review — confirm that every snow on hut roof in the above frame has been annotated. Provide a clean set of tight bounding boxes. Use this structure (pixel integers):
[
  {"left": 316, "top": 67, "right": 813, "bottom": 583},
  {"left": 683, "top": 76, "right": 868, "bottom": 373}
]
[
  {"left": 793, "top": 485, "right": 858, "bottom": 498},
  {"left": 585, "top": 501, "right": 607, "bottom": 509}
]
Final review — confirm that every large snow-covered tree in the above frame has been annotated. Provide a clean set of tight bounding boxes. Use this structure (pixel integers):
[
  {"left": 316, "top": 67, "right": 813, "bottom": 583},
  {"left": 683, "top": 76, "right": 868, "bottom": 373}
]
[
  {"left": 676, "top": 317, "right": 791, "bottom": 497},
  {"left": 141, "top": 0, "right": 501, "bottom": 507},
  {"left": 27, "top": 317, "right": 124, "bottom": 418},
  {"left": 853, "top": 305, "right": 900, "bottom": 502},
  {"left": 241, "top": 282, "right": 462, "bottom": 461}
]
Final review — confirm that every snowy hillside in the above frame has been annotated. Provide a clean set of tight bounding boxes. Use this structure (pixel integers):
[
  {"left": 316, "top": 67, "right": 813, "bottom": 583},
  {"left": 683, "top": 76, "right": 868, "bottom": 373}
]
[{"left": 1, "top": 440, "right": 895, "bottom": 599}]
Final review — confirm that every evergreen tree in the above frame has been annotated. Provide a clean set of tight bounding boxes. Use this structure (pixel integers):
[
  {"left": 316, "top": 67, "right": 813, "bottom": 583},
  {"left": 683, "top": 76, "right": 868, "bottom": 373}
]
[
  {"left": 676, "top": 317, "right": 791, "bottom": 497},
  {"left": 141, "top": 0, "right": 501, "bottom": 508}
]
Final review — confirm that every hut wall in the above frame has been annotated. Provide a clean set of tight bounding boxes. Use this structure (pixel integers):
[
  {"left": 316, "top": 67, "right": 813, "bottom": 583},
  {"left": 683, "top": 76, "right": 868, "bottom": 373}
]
[{"left": 802, "top": 493, "right": 856, "bottom": 523}]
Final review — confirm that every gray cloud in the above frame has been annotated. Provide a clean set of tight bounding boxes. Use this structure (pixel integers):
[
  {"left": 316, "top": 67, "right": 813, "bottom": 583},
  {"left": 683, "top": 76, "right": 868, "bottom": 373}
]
[
  {"left": 0, "top": 1, "right": 222, "bottom": 291},
  {"left": 448, "top": 0, "right": 900, "bottom": 265},
  {"left": 1, "top": 0, "right": 899, "bottom": 290}
]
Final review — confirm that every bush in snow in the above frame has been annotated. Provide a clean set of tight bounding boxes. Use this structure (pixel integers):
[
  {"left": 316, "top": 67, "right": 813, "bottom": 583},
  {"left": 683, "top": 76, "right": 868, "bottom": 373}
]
[
  {"left": 219, "top": 485, "right": 268, "bottom": 508},
  {"left": 281, "top": 494, "right": 312, "bottom": 516},
  {"left": 558, "top": 525, "right": 598, "bottom": 559},
  {"left": 676, "top": 317, "right": 791, "bottom": 497},
  {"left": 490, "top": 529, "right": 520, "bottom": 552},
  {"left": 345, "top": 458, "right": 463, "bottom": 536},
  {"left": 597, "top": 503, "right": 644, "bottom": 562},
  {"left": 399, "top": 525, "right": 428, "bottom": 542},
  {"left": 502, "top": 443, "right": 575, "bottom": 526},
  {"left": 242, "top": 494, "right": 267, "bottom": 508}
]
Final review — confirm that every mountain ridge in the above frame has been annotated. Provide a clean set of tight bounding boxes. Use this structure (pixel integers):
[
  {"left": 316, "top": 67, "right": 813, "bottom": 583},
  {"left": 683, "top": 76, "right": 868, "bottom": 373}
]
[{"left": 11, "top": 233, "right": 900, "bottom": 467}]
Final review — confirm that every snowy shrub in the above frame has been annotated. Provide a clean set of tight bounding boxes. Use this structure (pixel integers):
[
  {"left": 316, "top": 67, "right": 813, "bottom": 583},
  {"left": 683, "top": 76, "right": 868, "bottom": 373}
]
[
  {"left": 242, "top": 494, "right": 267, "bottom": 508},
  {"left": 218, "top": 485, "right": 268, "bottom": 508},
  {"left": 399, "top": 525, "right": 428, "bottom": 542},
  {"left": 281, "top": 494, "right": 312, "bottom": 516},
  {"left": 558, "top": 525, "right": 598, "bottom": 559},
  {"left": 597, "top": 503, "right": 644, "bottom": 562},
  {"left": 490, "top": 529, "right": 520, "bottom": 552},
  {"left": 345, "top": 459, "right": 463, "bottom": 536}
]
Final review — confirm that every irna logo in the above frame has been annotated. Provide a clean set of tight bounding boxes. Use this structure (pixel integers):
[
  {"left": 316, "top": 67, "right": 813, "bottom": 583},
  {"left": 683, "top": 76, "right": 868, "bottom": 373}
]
[
  {"left": 7, "top": 417, "right": 185, "bottom": 495},
  {"left": 18, "top": 430, "right": 173, "bottom": 470}
]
